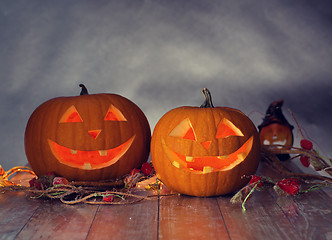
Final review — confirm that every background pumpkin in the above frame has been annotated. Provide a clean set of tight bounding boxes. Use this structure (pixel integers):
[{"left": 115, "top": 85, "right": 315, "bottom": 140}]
[
  {"left": 151, "top": 88, "right": 260, "bottom": 197},
  {"left": 25, "top": 85, "right": 151, "bottom": 181},
  {"left": 258, "top": 100, "right": 294, "bottom": 161}
]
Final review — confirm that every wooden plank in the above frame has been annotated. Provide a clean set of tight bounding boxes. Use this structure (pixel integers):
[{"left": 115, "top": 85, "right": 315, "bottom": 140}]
[
  {"left": 272, "top": 162, "right": 332, "bottom": 239},
  {"left": 158, "top": 195, "right": 229, "bottom": 240},
  {"left": 256, "top": 161, "right": 332, "bottom": 239},
  {"left": 323, "top": 187, "right": 332, "bottom": 199},
  {"left": 87, "top": 199, "right": 158, "bottom": 240},
  {"left": 216, "top": 161, "right": 302, "bottom": 240},
  {"left": 276, "top": 191, "right": 332, "bottom": 239},
  {"left": 218, "top": 190, "right": 301, "bottom": 240},
  {"left": 15, "top": 201, "right": 98, "bottom": 240},
  {"left": 0, "top": 192, "right": 40, "bottom": 240},
  {"left": 1, "top": 161, "right": 331, "bottom": 239}
]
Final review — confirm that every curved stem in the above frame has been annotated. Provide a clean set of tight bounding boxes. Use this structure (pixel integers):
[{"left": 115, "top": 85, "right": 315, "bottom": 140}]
[
  {"left": 79, "top": 84, "right": 89, "bottom": 95},
  {"left": 200, "top": 88, "right": 214, "bottom": 108}
]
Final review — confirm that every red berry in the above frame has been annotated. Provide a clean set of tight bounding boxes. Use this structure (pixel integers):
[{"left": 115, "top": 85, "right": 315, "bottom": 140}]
[
  {"left": 53, "top": 177, "right": 69, "bottom": 186},
  {"left": 29, "top": 177, "right": 42, "bottom": 190},
  {"left": 103, "top": 191, "right": 114, "bottom": 202},
  {"left": 29, "top": 178, "right": 37, "bottom": 187},
  {"left": 34, "top": 181, "right": 42, "bottom": 190},
  {"left": 300, "top": 139, "right": 313, "bottom": 150},
  {"left": 141, "top": 162, "right": 153, "bottom": 176},
  {"left": 277, "top": 178, "right": 300, "bottom": 195},
  {"left": 300, "top": 155, "right": 310, "bottom": 167},
  {"left": 249, "top": 175, "right": 262, "bottom": 187}
]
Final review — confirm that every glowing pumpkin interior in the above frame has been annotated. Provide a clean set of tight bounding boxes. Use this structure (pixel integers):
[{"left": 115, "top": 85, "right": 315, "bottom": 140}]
[
  {"left": 162, "top": 118, "right": 253, "bottom": 174},
  {"left": 48, "top": 104, "right": 135, "bottom": 170}
]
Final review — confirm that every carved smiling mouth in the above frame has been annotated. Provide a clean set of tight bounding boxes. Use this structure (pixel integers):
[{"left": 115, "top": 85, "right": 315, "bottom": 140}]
[
  {"left": 48, "top": 136, "right": 135, "bottom": 170},
  {"left": 162, "top": 136, "right": 253, "bottom": 174}
]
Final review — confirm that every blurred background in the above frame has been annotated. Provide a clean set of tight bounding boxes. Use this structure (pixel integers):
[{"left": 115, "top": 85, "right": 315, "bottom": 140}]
[{"left": 1, "top": 0, "right": 331, "bottom": 172}]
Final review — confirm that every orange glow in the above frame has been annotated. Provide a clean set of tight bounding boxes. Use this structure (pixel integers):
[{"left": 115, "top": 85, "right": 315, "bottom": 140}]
[
  {"left": 162, "top": 136, "right": 253, "bottom": 173},
  {"left": 183, "top": 127, "right": 196, "bottom": 140},
  {"left": 48, "top": 135, "right": 135, "bottom": 170},
  {"left": 216, "top": 119, "right": 244, "bottom": 139},
  {"left": 88, "top": 130, "right": 101, "bottom": 139},
  {"left": 59, "top": 105, "right": 83, "bottom": 123},
  {"left": 259, "top": 123, "right": 293, "bottom": 147},
  {"left": 104, "top": 105, "right": 127, "bottom": 121},
  {"left": 169, "top": 118, "right": 197, "bottom": 141},
  {"left": 201, "top": 140, "right": 211, "bottom": 150}
]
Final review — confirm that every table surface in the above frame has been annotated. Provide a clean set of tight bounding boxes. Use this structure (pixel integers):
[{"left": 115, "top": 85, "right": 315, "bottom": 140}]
[{"left": 1, "top": 161, "right": 332, "bottom": 240}]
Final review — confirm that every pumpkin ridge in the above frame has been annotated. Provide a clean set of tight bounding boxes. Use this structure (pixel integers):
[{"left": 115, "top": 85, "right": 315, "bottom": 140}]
[
  {"left": 151, "top": 88, "right": 260, "bottom": 196},
  {"left": 25, "top": 86, "right": 151, "bottom": 181}
]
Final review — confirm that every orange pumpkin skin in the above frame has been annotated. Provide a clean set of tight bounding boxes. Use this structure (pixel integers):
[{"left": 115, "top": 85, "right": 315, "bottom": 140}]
[
  {"left": 151, "top": 91, "right": 260, "bottom": 197},
  {"left": 25, "top": 92, "right": 151, "bottom": 181}
]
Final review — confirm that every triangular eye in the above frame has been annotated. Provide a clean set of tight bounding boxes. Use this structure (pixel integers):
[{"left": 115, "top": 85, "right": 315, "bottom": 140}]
[
  {"left": 169, "top": 118, "right": 197, "bottom": 141},
  {"left": 104, "top": 105, "right": 127, "bottom": 121},
  {"left": 59, "top": 105, "right": 83, "bottom": 123},
  {"left": 216, "top": 119, "right": 244, "bottom": 138}
]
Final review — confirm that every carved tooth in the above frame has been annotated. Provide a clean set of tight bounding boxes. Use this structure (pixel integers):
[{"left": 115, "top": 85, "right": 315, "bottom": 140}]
[
  {"left": 71, "top": 149, "right": 77, "bottom": 154},
  {"left": 186, "top": 156, "right": 194, "bottom": 162},
  {"left": 263, "top": 140, "right": 270, "bottom": 145},
  {"left": 273, "top": 139, "right": 287, "bottom": 149},
  {"left": 83, "top": 163, "right": 92, "bottom": 170},
  {"left": 99, "top": 150, "right": 107, "bottom": 156},
  {"left": 172, "top": 161, "right": 180, "bottom": 168},
  {"left": 203, "top": 166, "right": 214, "bottom": 173},
  {"left": 218, "top": 155, "right": 229, "bottom": 160}
]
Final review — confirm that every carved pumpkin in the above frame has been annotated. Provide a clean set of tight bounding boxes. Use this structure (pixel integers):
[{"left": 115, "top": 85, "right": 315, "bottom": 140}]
[
  {"left": 25, "top": 84, "right": 151, "bottom": 181},
  {"left": 151, "top": 88, "right": 260, "bottom": 197},
  {"left": 258, "top": 100, "right": 293, "bottom": 160}
]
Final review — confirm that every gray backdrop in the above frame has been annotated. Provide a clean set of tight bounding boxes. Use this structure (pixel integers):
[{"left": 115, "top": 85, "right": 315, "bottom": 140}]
[{"left": 1, "top": 0, "right": 331, "bottom": 172}]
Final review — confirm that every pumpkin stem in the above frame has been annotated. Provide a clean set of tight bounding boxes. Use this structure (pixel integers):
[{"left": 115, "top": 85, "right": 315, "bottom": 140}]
[
  {"left": 200, "top": 88, "right": 214, "bottom": 108},
  {"left": 79, "top": 84, "right": 89, "bottom": 95}
]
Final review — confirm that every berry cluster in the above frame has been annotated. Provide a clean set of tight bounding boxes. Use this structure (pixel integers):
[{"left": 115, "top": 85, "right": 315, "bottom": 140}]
[
  {"left": 29, "top": 172, "right": 69, "bottom": 190},
  {"left": 124, "top": 162, "right": 154, "bottom": 190},
  {"left": 249, "top": 175, "right": 301, "bottom": 195},
  {"left": 299, "top": 139, "right": 313, "bottom": 167}
]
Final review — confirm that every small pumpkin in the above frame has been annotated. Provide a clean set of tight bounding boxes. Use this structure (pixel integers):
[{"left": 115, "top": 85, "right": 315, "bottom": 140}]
[
  {"left": 258, "top": 100, "right": 293, "bottom": 160},
  {"left": 25, "top": 84, "right": 151, "bottom": 181},
  {"left": 151, "top": 88, "right": 260, "bottom": 197}
]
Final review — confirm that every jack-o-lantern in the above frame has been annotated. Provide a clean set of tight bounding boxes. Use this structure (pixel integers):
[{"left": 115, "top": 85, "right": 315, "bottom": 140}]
[
  {"left": 151, "top": 88, "right": 260, "bottom": 197},
  {"left": 25, "top": 84, "right": 151, "bottom": 181},
  {"left": 258, "top": 100, "right": 293, "bottom": 160}
]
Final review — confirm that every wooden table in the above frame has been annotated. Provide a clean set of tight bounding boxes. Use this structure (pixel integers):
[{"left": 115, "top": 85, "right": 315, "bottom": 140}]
[{"left": 1, "top": 161, "right": 332, "bottom": 240}]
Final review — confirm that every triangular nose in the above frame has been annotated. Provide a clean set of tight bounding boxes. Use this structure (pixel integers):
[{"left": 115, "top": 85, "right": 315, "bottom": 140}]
[
  {"left": 201, "top": 140, "right": 211, "bottom": 150},
  {"left": 88, "top": 129, "right": 101, "bottom": 139}
]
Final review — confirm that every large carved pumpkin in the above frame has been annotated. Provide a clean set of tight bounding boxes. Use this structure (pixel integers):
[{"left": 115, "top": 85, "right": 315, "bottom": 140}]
[
  {"left": 25, "top": 84, "right": 151, "bottom": 181},
  {"left": 151, "top": 88, "right": 260, "bottom": 197}
]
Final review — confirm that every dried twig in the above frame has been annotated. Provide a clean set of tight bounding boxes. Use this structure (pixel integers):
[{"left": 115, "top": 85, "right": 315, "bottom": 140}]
[{"left": 261, "top": 145, "right": 332, "bottom": 183}]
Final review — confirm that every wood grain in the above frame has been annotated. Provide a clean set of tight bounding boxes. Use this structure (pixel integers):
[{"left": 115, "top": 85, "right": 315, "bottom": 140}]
[
  {"left": 260, "top": 161, "right": 332, "bottom": 240},
  {"left": 0, "top": 161, "right": 331, "bottom": 240},
  {"left": 87, "top": 199, "right": 158, "bottom": 240},
  {"left": 0, "top": 192, "right": 40, "bottom": 240},
  {"left": 158, "top": 195, "right": 229, "bottom": 240},
  {"left": 15, "top": 201, "right": 98, "bottom": 240},
  {"left": 275, "top": 165, "right": 332, "bottom": 239},
  {"left": 218, "top": 191, "right": 301, "bottom": 240}
]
